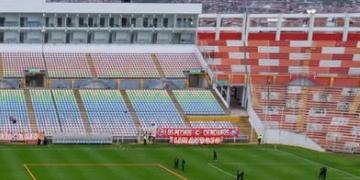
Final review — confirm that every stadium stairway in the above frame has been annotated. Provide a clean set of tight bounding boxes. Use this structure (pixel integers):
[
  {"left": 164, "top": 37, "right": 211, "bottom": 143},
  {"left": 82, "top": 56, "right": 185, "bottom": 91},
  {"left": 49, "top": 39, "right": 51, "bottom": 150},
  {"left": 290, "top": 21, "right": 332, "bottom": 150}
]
[
  {"left": 151, "top": 54, "right": 166, "bottom": 78},
  {"left": 349, "top": 95, "right": 360, "bottom": 113},
  {"left": 24, "top": 89, "right": 38, "bottom": 133},
  {"left": 50, "top": 90, "right": 63, "bottom": 132},
  {"left": 211, "top": 90, "right": 229, "bottom": 114},
  {"left": 296, "top": 88, "right": 309, "bottom": 132},
  {"left": 85, "top": 53, "right": 97, "bottom": 78},
  {"left": 237, "top": 117, "right": 258, "bottom": 143},
  {"left": 120, "top": 90, "right": 142, "bottom": 131},
  {"left": 166, "top": 89, "right": 189, "bottom": 125},
  {"left": 73, "top": 90, "right": 92, "bottom": 134}
]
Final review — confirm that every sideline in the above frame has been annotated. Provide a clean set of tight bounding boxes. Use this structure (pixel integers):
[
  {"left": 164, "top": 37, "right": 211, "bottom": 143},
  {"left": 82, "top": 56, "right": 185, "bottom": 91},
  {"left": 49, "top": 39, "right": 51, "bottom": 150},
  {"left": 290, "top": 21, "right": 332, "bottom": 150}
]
[
  {"left": 24, "top": 163, "right": 187, "bottom": 180},
  {"left": 207, "top": 163, "right": 236, "bottom": 178},
  {"left": 23, "top": 164, "right": 37, "bottom": 180}
]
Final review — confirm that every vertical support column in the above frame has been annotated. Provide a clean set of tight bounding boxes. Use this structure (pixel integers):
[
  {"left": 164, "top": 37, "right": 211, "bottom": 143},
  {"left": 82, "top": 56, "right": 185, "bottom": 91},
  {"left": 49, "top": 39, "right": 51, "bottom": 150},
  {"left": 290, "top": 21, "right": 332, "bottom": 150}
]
[
  {"left": 173, "top": 14, "right": 177, "bottom": 29},
  {"left": 343, "top": 13, "right": 350, "bottom": 42},
  {"left": 226, "top": 85, "right": 231, "bottom": 107},
  {"left": 308, "top": 14, "right": 315, "bottom": 42},
  {"left": 42, "top": 13, "right": 46, "bottom": 43},
  {"left": 241, "top": 86, "right": 247, "bottom": 108},
  {"left": 215, "top": 14, "right": 221, "bottom": 41},
  {"left": 65, "top": 13, "right": 68, "bottom": 28},
  {"left": 195, "top": 15, "right": 199, "bottom": 45},
  {"left": 117, "top": 79, "right": 121, "bottom": 89},
  {"left": 242, "top": 14, "right": 248, "bottom": 42},
  {"left": 275, "top": 14, "right": 282, "bottom": 41},
  {"left": 75, "top": 14, "right": 79, "bottom": 27}
]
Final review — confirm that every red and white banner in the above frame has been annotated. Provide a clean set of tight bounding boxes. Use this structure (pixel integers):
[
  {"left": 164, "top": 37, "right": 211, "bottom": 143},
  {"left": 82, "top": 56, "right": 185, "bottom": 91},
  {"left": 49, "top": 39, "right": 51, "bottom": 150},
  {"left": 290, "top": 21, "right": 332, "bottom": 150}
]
[
  {"left": 170, "top": 136, "right": 223, "bottom": 145},
  {"left": 156, "top": 128, "right": 240, "bottom": 138},
  {"left": 0, "top": 132, "right": 44, "bottom": 144}
]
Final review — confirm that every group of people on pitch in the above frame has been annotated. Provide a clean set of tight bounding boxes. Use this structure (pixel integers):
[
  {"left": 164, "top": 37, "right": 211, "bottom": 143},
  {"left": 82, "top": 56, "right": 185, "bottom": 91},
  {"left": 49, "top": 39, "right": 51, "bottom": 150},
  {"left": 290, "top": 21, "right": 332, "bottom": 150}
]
[
  {"left": 173, "top": 157, "right": 186, "bottom": 171},
  {"left": 143, "top": 131, "right": 155, "bottom": 145}
]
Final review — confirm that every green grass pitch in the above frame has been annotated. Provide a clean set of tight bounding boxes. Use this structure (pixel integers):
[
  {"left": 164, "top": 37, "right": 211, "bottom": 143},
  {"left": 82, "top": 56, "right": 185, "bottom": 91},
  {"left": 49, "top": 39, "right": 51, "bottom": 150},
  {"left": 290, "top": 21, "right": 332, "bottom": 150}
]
[{"left": 0, "top": 144, "right": 359, "bottom": 180}]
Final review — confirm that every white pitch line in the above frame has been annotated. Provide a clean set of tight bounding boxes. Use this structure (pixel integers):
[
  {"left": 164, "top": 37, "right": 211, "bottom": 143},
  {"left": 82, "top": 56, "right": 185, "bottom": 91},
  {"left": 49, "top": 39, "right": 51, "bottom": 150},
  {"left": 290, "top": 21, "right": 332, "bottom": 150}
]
[
  {"left": 276, "top": 149, "right": 360, "bottom": 180},
  {"left": 207, "top": 163, "right": 236, "bottom": 178}
]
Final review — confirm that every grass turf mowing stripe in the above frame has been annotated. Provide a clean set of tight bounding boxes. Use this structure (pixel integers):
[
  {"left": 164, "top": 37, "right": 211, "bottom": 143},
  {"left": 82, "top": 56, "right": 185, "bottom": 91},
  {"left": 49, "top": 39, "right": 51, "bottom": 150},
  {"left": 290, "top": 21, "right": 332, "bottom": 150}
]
[{"left": 2, "top": 144, "right": 358, "bottom": 180}]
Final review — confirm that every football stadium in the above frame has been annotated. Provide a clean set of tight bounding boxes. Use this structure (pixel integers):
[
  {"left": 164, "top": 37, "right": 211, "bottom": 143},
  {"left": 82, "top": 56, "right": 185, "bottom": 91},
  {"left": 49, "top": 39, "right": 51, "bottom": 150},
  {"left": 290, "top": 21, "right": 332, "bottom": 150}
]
[{"left": 0, "top": 0, "right": 359, "bottom": 179}]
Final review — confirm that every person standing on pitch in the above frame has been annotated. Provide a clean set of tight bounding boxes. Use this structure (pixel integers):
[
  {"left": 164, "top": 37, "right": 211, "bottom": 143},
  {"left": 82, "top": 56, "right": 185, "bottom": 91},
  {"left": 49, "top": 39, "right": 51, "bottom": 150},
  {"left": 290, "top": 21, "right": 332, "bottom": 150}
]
[
  {"left": 319, "top": 166, "right": 327, "bottom": 180},
  {"left": 174, "top": 157, "right": 179, "bottom": 169},
  {"left": 236, "top": 169, "right": 244, "bottom": 180},
  {"left": 181, "top": 159, "right": 186, "bottom": 171},
  {"left": 143, "top": 132, "right": 148, "bottom": 146},
  {"left": 257, "top": 134, "right": 263, "bottom": 145},
  {"left": 213, "top": 150, "right": 218, "bottom": 162}
]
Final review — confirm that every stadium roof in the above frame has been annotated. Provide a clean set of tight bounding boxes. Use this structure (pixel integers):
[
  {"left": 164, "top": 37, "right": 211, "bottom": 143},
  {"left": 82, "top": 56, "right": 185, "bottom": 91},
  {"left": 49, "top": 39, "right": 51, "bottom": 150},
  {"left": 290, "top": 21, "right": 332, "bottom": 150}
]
[{"left": 0, "top": 0, "right": 202, "bottom": 14}]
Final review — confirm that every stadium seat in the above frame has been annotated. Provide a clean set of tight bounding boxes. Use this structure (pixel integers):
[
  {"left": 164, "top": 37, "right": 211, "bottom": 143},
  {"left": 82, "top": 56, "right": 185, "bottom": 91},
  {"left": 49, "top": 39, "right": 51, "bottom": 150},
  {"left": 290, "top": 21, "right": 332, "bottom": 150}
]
[
  {"left": 52, "top": 90, "right": 86, "bottom": 133},
  {"left": 0, "top": 90, "right": 31, "bottom": 133},
  {"left": 156, "top": 53, "right": 202, "bottom": 78},
  {"left": 91, "top": 53, "right": 160, "bottom": 78},
  {"left": 1, "top": 52, "right": 45, "bottom": 77},
  {"left": 80, "top": 90, "right": 137, "bottom": 136},
  {"left": 126, "top": 90, "right": 186, "bottom": 128},
  {"left": 30, "top": 90, "right": 61, "bottom": 135},
  {"left": 190, "top": 121, "right": 235, "bottom": 128},
  {"left": 45, "top": 53, "right": 92, "bottom": 78},
  {"left": 173, "top": 90, "right": 225, "bottom": 115}
]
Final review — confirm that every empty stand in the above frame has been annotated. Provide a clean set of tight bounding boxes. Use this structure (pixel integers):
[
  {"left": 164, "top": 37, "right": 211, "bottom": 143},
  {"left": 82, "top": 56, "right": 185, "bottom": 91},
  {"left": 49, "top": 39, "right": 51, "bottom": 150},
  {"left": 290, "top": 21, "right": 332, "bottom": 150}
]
[
  {"left": 80, "top": 90, "right": 137, "bottom": 136},
  {"left": 156, "top": 53, "right": 202, "bottom": 78},
  {"left": 190, "top": 121, "right": 234, "bottom": 128},
  {"left": 91, "top": 53, "right": 160, "bottom": 78},
  {"left": 30, "top": 90, "right": 61, "bottom": 135},
  {"left": 126, "top": 90, "right": 186, "bottom": 128},
  {"left": 52, "top": 90, "right": 86, "bottom": 133},
  {"left": 1, "top": 52, "right": 45, "bottom": 77},
  {"left": 173, "top": 90, "right": 225, "bottom": 115},
  {"left": 0, "top": 90, "right": 31, "bottom": 133},
  {"left": 45, "top": 53, "right": 92, "bottom": 78}
]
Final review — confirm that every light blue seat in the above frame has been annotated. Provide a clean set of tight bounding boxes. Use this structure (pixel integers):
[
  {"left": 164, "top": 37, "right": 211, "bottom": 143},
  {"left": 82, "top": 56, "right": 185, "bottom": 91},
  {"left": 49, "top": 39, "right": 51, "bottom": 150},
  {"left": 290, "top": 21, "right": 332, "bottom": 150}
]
[
  {"left": 173, "top": 90, "right": 225, "bottom": 115},
  {"left": 53, "top": 90, "right": 86, "bottom": 133},
  {"left": 0, "top": 90, "right": 31, "bottom": 133},
  {"left": 127, "top": 90, "right": 186, "bottom": 128},
  {"left": 80, "top": 90, "right": 136, "bottom": 136},
  {"left": 31, "top": 90, "right": 61, "bottom": 135}
]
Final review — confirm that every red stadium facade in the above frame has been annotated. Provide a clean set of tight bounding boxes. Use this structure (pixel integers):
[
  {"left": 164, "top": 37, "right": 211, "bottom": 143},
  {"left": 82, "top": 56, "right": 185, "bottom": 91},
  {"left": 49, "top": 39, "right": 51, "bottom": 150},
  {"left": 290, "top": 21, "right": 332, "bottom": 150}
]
[{"left": 197, "top": 13, "right": 360, "bottom": 153}]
